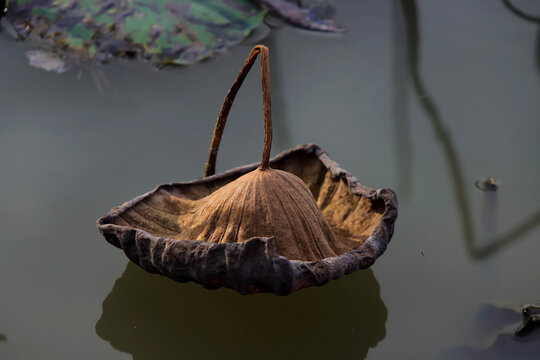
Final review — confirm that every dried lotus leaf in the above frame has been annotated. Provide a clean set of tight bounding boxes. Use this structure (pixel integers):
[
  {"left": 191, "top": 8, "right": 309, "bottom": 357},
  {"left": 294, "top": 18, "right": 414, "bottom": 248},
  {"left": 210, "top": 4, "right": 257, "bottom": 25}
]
[
  {"left": 98, "top": 145, "right": 397, "bottom": 294},
  {"left": 97, "top": 46, "right": 398, "bottom": 294}
]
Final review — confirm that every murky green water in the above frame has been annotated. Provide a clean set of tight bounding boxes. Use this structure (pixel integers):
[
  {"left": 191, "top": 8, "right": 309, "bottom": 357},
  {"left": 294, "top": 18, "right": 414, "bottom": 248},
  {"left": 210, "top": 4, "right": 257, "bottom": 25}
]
[{"left": 1, "top": 1, "right": 539, "bottom": 359}]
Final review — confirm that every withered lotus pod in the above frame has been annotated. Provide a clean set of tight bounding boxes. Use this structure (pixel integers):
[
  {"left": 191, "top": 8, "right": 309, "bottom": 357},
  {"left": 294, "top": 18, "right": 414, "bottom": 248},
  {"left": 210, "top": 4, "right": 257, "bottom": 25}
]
[{"left": 97, "top": 45, "right": 398, "bottom": 295}]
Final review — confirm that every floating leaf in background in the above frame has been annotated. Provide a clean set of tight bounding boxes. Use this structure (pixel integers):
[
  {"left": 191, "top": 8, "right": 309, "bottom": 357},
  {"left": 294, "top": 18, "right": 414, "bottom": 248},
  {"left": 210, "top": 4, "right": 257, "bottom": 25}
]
[
  {"left": 3, "top": 0, "right": 342, "bottom": 70},
  {"left": 6, "top": 0, "right": 267, "bottom": 66}
]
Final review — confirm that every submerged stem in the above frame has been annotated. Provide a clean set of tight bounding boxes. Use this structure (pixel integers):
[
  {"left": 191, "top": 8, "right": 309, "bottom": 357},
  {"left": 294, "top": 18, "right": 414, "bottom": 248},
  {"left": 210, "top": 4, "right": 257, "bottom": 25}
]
[{"left": 204, "top": 45, "right": 273, "bottom": 177}]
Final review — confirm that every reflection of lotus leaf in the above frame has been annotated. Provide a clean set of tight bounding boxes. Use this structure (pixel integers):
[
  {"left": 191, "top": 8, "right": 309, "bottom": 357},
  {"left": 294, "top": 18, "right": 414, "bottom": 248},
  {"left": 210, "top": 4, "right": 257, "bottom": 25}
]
[
  {"left": 96, "top": 262, "right": 387, "bottom": 360},
  {"left": 7, "top": 0, "right": 266, "bottom": 65}
]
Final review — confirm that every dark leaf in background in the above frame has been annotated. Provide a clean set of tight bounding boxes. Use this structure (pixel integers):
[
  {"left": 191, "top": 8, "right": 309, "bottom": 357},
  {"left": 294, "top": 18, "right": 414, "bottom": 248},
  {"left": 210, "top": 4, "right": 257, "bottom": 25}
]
[{"left": 261, "top": 0, "right": 344, "bottom": 32}]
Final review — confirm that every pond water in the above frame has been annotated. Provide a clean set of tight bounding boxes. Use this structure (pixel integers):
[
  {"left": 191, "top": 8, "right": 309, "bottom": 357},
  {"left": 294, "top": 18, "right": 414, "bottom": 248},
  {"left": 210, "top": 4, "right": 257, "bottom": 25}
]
[{"left": 1, "top": 0, "right": 539, "bottom": 359}]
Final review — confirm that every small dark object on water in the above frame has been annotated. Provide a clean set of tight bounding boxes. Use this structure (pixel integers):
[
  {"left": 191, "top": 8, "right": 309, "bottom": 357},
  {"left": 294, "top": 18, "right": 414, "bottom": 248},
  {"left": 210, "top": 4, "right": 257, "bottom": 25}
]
[
  {"left": 475, "top": 177, "right": 498, "bottom": 192},
  {"left": 97, "top": 45, "right": 397, "bottom": 295},
  {"left": 515, "top": 304, "right": 540, "bottom": 336}
]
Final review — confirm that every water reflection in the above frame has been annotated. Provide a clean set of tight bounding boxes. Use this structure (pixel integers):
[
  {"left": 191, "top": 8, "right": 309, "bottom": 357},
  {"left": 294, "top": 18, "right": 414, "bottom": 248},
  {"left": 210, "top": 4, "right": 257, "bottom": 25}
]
[
  {"left": 439, "top": 332, "right": 540, "bottom": 360},
  {"left": 438, "top": 304, "right": 540, "bottom": 359},
  {"left": 502, "top": 0, "right": 540, "bottom": 23},
  {"left": 96, "top": 262, "right": 386, "bottom": 360},
  {"left": 501, "top": 0, "right": 540, "bottom": 76},
  {"left": 391, "top": 0, "right": 414, "bottom": 201},
  {"left": 481, "top": 191, "right": 498, "bottom": 248},
  {"left": 399, "top": 0, "right": 540, "bottom": 259}
]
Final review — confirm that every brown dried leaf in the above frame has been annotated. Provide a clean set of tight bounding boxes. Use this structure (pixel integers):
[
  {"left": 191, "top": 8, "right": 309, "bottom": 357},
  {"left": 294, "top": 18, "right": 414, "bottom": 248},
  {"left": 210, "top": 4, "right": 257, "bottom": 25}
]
[{"left": 98, "top": 144, "right": 397, "bottom": 294}]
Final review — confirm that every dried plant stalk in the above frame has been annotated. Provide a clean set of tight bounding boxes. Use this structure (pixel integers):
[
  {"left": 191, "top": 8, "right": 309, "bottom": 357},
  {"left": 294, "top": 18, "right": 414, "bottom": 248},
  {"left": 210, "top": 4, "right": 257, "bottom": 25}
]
[{"left": 205, "top": 45, "right": 272, "bottom": 177}]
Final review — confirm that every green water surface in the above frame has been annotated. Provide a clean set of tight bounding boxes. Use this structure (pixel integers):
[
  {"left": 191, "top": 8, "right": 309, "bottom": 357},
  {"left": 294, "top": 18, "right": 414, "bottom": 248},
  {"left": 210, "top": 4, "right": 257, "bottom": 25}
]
[{"left": 0, "top": 1, "right": 539, "bottom": 359}]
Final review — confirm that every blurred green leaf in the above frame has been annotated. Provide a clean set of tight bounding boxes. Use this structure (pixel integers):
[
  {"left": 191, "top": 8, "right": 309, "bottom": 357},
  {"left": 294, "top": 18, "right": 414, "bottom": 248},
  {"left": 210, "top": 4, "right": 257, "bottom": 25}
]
[{"left": 7, "top": 0, "right": 266, "bottom": 66}]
